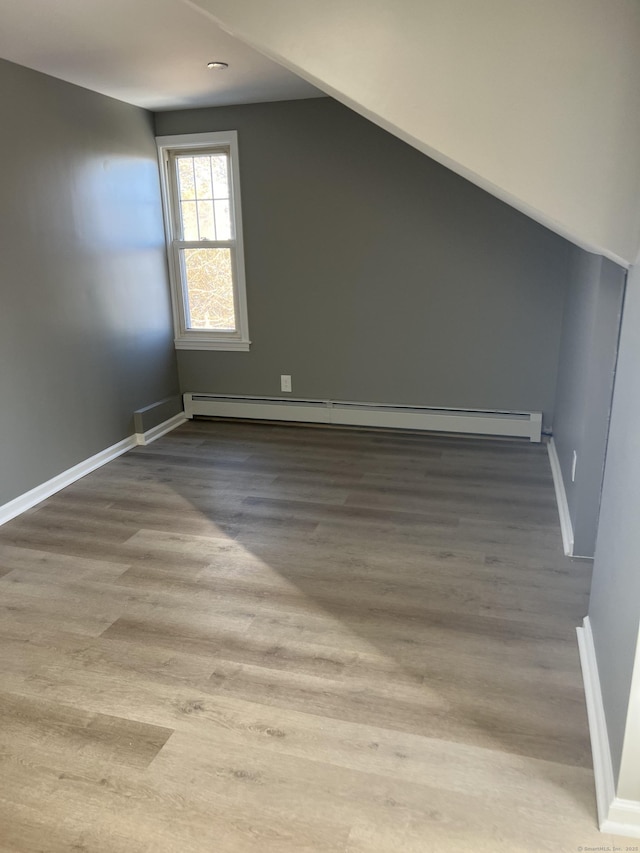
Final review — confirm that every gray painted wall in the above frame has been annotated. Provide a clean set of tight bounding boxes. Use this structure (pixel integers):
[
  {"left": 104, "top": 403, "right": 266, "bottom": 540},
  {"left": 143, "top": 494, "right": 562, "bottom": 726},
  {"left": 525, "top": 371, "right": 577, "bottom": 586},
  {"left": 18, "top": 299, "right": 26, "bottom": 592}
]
[
  {"left": 589, "top": 264, "right": 640, "bottom": 791},
  {"left": 0, "top": 59, "right": 179, "bottom": 506},
  {"left": 155, "top": 99, "right": 571, "bottom": 428},
  {"left": 553, "top": 249, "right": 625, "bottom": 557}
]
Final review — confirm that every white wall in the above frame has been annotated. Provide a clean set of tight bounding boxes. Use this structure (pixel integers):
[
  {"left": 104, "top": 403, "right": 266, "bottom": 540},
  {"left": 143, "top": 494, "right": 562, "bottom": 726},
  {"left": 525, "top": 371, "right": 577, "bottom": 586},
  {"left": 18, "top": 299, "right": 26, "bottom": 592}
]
[{"left": 187, "top": 0, "right": 640, "bottom": 266}]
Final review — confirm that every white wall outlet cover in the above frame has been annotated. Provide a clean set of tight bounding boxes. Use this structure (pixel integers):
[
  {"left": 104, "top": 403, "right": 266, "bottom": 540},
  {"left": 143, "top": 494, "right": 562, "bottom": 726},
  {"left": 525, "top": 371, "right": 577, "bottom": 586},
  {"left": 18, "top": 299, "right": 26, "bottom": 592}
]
[{"left": 281, "top": 375, "right": 292, "bottom": 392}]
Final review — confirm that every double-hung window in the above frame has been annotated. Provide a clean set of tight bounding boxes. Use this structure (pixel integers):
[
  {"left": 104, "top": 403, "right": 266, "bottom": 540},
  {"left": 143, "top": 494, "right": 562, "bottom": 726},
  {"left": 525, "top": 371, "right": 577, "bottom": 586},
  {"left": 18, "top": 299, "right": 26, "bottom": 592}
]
[{"left": 157, "top": 131, "right": 250, "bottom": 350}]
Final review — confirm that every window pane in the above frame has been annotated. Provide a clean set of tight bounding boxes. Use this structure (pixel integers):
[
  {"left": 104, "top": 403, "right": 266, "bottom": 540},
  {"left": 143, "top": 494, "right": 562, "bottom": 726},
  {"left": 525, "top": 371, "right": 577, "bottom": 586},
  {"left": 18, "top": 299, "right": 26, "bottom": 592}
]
[
  {"left": 197, "top": 200, "right": 216, "bottom": 240},
  {"left": 180, "top": 200, "right": 198, "bottom": 241},
  {"left": 214, "top": 200, "right": 232, "bottom": 240},
  {"left": 182, "top": 248, "right": 236, "bottom": 331},
  {"left": 177, "top": 158, "right": 196, "bottom": 200},
  {"left": 211, "top": 154, "right": 229, "bottom": 198},
  {"left": 193, "top": 156, "right": 213, "bottom": 200}
]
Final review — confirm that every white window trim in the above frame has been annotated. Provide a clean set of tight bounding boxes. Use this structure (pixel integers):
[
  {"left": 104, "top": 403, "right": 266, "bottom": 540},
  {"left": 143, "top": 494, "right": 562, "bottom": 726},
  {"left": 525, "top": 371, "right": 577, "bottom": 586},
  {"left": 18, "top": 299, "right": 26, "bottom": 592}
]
[{"left": 156, "top": 131, "right": 250, "bottom": 351}]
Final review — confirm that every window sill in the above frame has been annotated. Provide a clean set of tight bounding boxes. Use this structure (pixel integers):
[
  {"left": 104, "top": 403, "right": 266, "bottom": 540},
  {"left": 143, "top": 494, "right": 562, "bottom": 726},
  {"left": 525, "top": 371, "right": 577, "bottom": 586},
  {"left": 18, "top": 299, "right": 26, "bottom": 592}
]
[{"left": 175, "top": 338, "right": 251, "bottom": 352}]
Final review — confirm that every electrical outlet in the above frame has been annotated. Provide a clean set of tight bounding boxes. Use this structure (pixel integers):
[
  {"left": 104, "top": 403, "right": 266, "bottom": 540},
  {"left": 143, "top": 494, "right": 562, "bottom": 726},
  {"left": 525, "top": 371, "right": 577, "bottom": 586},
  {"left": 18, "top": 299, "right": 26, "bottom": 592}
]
[
  {"left": 281, "top": 374, "right": 292, "bottom": 393},
  {"left": 571, "top": 450, "right": 577, "bottom": 482}
]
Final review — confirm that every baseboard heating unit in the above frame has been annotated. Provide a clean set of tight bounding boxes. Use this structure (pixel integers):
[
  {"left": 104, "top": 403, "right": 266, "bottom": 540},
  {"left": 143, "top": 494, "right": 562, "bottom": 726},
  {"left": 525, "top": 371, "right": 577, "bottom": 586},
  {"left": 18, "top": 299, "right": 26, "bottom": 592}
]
[{"left": 184, "top": 394, "right": 542, "bottom": 442}]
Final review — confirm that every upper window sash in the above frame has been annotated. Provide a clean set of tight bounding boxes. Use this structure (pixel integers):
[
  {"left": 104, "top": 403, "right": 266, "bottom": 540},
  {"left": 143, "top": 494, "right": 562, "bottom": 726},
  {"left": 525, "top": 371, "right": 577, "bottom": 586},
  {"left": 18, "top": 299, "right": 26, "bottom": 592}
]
[{"left": 168, "top": 146, "right": 235, "bottom": 244}]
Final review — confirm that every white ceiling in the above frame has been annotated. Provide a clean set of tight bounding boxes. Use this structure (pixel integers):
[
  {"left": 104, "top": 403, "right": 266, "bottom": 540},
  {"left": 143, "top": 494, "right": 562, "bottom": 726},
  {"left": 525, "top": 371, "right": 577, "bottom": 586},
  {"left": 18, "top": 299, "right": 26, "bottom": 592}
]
[{"left": 0, "top": 0, "right": 323, "bottom": 110}]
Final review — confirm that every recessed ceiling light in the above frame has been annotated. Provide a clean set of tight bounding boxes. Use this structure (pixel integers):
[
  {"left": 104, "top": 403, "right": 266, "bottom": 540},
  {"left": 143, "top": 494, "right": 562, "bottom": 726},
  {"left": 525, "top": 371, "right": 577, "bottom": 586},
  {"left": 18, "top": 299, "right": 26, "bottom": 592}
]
[{"left": 207, "top": 61, "right": 229, "bottom": 70}]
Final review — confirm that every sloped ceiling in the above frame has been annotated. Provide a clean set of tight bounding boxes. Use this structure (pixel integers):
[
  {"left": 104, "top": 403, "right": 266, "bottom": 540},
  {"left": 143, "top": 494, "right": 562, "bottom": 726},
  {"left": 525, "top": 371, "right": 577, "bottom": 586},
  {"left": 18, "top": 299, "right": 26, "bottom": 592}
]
[
  {"left": 0, "top": 0, "right": 321, "bottom": 109},
  {"left": 185, "top": 0, "right": 640, "bottom": 266}
]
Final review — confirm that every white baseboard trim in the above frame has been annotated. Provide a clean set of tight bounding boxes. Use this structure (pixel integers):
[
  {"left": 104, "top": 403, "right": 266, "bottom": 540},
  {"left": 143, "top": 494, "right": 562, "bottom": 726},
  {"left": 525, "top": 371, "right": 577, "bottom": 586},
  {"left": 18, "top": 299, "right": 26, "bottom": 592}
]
[
  {"left": 135, "top": 413, "right": 187, "bottom": 446},
  {"left": 0, "top": 435, "right": 136, "bottom": 527},
  {"left": 185, "top": 394, "right": 543, "bottom": 442},
  {"left": 605, "top": 799, "right": 640, "bottom": 839},
  {"left": 577, "top": 617, "right": 640, "bottom": 838},
  {"left": 577, "top": 618, "right": 616, "bottom": 827},
  {"left": 547, "top": 438, "right": 575, "bottom": 556},
  {"left": 0, "top": 413, "right": 186, "bottom": 527}
]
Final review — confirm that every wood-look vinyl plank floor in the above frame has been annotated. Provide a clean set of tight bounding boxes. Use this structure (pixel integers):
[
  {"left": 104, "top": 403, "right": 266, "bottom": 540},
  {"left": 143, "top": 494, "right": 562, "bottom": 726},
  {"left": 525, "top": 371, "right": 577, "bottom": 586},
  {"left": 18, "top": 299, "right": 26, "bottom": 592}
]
[{"left": 0, "top": 419, "right": 631, "bottom": 851}]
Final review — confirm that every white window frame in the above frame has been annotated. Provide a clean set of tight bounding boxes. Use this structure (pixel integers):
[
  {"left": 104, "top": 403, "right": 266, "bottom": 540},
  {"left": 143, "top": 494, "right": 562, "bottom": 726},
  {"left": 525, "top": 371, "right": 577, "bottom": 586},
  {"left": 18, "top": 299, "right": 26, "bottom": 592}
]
[{"left": 156, "top": 131, "right": 250, "bottom": 351}]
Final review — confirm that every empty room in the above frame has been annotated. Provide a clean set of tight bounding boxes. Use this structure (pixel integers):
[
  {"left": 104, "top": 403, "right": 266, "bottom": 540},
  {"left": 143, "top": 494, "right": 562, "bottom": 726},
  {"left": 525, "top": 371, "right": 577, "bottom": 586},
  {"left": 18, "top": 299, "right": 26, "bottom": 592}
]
[{"left": 0, "top": 1, "right": 639, "bottom": 851}]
